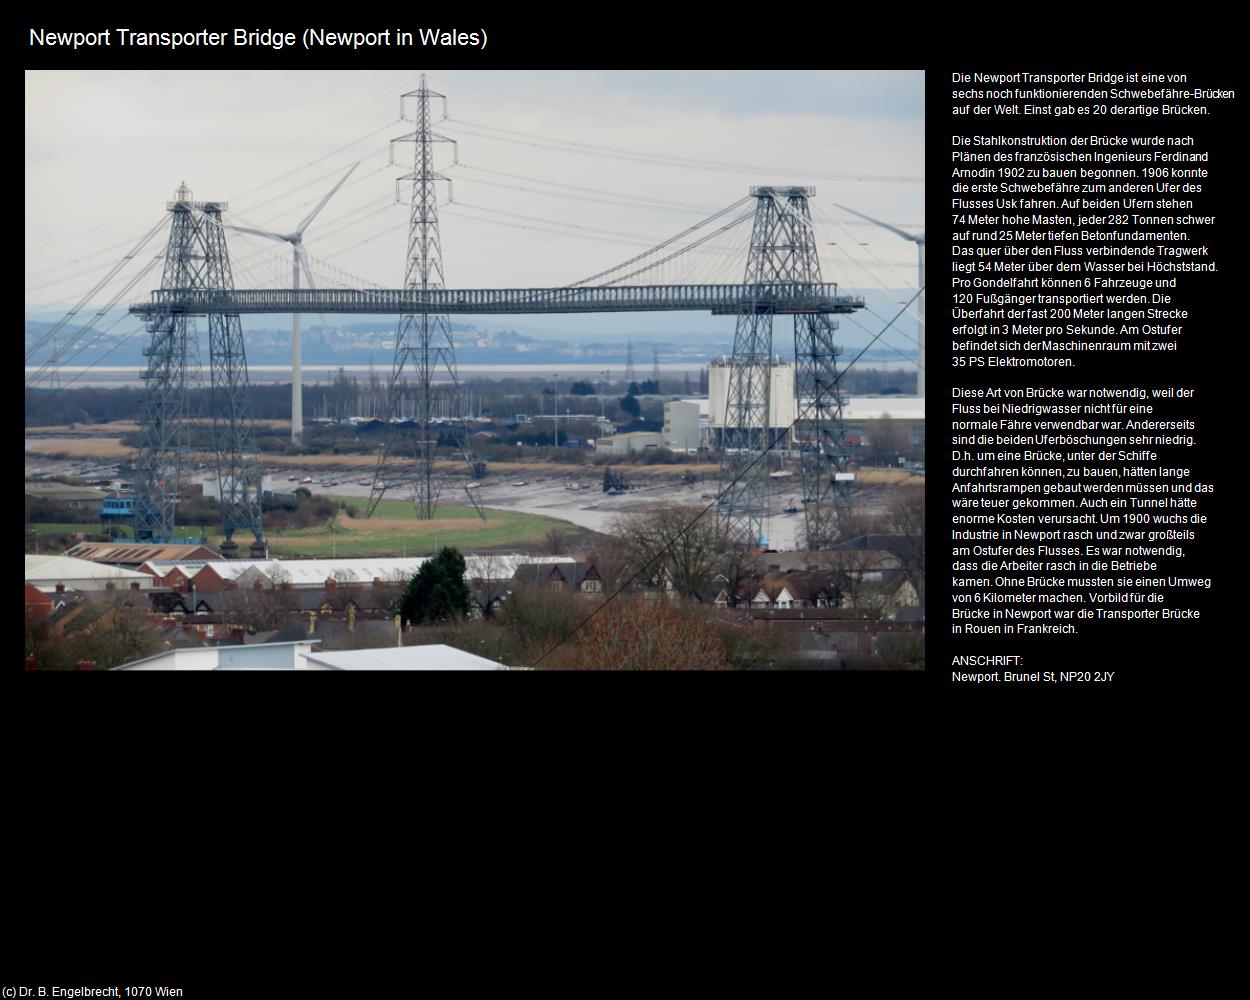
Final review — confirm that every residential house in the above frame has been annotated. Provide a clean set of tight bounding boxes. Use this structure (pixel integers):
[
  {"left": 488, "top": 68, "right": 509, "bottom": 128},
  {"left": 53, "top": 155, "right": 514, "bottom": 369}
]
[{"left": 512, "top": 562, "right": 603, "bottom": 596}]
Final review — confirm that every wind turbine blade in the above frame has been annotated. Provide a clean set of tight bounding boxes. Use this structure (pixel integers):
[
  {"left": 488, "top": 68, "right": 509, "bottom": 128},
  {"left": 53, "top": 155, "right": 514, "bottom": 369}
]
[
  {"left": 297, "top": 246, "right": 316, "bottom": 291},
  {"left": 295, "top": 161, "right": 360, "bottom": 236},
  {"left": 831, "top": 202, "right": 922, "bottom": 243},
  {"left": 229, "top": 224, "right": 289, "bottom": 242},
  {"left": 298, "top": 246, "right": 331, "bottom": 334}
]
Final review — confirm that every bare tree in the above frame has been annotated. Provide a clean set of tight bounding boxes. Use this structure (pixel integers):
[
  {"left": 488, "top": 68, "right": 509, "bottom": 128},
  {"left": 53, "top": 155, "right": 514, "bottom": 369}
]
[
  {"left": 498, "top": 585, "right": 586, "bottom": 665},
  {"left": 226, "top": 567, "right": 299, "bottom": 631},
  {"left": 610, "top": 505, "right": 725, "bottom": 599},
  {"left": 44, "top": 598, "right": 167, "bottom": 669},
  {"left": 863, "top": 415, "right": 911, "bottom": 467},
  {"left": 370, "top": 570, "right": 409, "bottom": 615},
  {"left": 544, "top": 526, "right": 567, "bottom": 555},
  {"left": 824, "top": 502, "right": 883, "bottom": 549},
  {"left": 469, "top": 553, "right": 511, "bottom": 620},
  {"left": 579, "top": 599, "right": 724, "bottom": 670},
  {"left": 324, "top": 568, "right": 357, "bottom": 613},
  {"left": 882, "top": 485, "right": 925, "bottom": 611},
  {"left": 714, "top": 539, "right": 760, "bottom": 608},
  {"left": 826, "top": 547, "right": 895, "bottom": 620}
]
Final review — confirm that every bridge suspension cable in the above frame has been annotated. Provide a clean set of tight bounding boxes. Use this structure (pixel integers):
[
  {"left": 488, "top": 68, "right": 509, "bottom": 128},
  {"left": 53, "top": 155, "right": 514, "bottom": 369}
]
[
  {"left": 565, "top": 196, "right": 753, "bottom": 287},
  {"left": 25, "top": 215, "right": 169, "bottom": 364},
  {"left": 453, "top": 163, "right": 719, "bottom": 213},
  {"left": 811, "top": 204, "right": 924, "bottom": 331},
  {"left": 813, "top": 203, "right": 920, "bottom": 293},
  {"left": 27, "top": 251, "right": 166, "bottom": 387}
]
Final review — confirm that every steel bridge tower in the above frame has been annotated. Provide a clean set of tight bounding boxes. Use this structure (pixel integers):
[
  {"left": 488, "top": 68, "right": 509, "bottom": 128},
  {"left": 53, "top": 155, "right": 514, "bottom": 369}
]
[
  {"left": 717, "top": 187, "right": 855, "bottom": 551},
  {"left": 368, "top": 76, "right": 483, "bottom": 520},
  {"left": 134, "top": 183, "right": 266, "bottom": 556}
]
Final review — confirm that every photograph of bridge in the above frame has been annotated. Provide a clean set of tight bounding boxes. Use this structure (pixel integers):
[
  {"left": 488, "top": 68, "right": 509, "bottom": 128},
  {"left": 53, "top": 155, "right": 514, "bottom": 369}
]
[{"left": 26, "top": 70, "right": 925, "bottom": 669}]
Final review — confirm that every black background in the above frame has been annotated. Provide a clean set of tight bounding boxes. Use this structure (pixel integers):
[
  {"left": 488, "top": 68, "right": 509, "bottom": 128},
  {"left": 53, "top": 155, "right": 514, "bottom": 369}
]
[{"left": 16, "top": 9, "right": 1241, "bottom": 991}]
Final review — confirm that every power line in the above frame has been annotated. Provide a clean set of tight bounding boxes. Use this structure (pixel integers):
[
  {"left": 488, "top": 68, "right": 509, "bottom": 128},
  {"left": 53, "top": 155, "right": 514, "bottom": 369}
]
[
  {"left": 442, "top": 119, "right": 925, "bottom": 184},
  {"left": 428, "top": 74, "right": 923, "bottom": 152},
  {"left": 451, "top": 172, "right": 710, "bottom": 216},
  {"left": 226, "top": 118, "right": 401, "bottom": 205},
  {"left": 451, "top": 201, "right": 661, "bottom": 241},
  {"left": 455, "top": 163, "right": 718, "bottom": 212}
]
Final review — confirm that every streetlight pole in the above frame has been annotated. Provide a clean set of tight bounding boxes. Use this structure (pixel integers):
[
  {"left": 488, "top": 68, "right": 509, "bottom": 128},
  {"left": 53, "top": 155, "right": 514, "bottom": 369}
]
[
  {"left": 553, "top": 373, "right": 558, "bottom": 448},
  {"left": 600, "top": 370, "right": 607, "bottom": 419}
]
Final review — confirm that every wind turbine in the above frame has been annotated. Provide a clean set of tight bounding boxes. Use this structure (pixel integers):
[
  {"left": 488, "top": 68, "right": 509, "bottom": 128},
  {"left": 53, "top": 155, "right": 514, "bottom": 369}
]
[
  {"left": 232, "top": 162, "right": 359, "bottom": 441},
  {"left": 832, "top": 202, "right": 925, "bottom": 398}
]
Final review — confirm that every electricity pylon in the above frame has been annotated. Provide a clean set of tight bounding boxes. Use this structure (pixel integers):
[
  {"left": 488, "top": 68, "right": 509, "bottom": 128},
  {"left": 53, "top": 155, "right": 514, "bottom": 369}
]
[
  {"left": 717, "top": 186, "right": 861, "bottom": 551},
  {"left": 135, "top": 183, "right": 265, "bottom": 556},
  {"left": 368, "top": 75, "right": 483, "bottom": 520}
]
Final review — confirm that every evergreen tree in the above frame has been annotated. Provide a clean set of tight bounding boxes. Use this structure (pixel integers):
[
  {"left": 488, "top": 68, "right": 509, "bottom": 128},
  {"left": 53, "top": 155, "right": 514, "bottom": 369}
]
[{"left": 400, "top": 546, "right": 471, "bottom": 626}]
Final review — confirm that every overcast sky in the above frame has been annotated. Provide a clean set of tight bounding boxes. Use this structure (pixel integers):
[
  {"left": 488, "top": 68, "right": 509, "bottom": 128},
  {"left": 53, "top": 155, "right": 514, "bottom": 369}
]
[{"left": 25, "top": 70, "right": 923, "bottom": 339}]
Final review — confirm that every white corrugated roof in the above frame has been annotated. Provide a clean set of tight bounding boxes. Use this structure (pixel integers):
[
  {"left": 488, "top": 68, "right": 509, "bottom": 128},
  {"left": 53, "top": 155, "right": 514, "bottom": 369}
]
[
  {"left": 25, "top": 554, "right": 151, "bottom": 583},
  {"left": 140, "top": 554, "right": 575, "bottom": 586},
  {"left": 270, "top": 558, "right": 425, "bottom": 585},
  {"left": 303, "top": 644, "right": 509, "bottom": 670},
  {"left": 841, "top": 395, "right": 925, "bottom": 421},
  {"left": 114, "top": 640, "right": 319, "bottom": 670}
]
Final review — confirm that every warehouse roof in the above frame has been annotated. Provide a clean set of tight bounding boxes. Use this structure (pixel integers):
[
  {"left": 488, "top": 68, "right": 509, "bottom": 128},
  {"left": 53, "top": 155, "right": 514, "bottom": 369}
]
[
  {"left": 303, "top": 644, "right": 510, "bottom": 671},
  {"left": 25, "top": 554, "right": 152, "bottom": 585},
  {"left": 115, "top": 640, "right": 319, "bottom": 670},
  {"left": 841, "top": 395, "right": 925, "bottom": 421},
  {"left": 141, "top": 554, "right": 573, "bottom": 586},
  {"left": 65, "top": 542, "right": 220, "bottom": 565},
  {"left": 24, "top": 483, "right": 108, "bottom": 502}
]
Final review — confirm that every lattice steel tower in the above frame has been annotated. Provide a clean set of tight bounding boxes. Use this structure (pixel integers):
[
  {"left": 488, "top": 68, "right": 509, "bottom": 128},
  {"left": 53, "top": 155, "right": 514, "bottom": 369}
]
[
  {"left": 368, "top": 76, "right": 483, "bottom": 520},
  {"left": 717, "top": 187, "right": 859, "bottom": 551},
  {"left": 134, "top": 183, "right": 266, "bottom": 556}
]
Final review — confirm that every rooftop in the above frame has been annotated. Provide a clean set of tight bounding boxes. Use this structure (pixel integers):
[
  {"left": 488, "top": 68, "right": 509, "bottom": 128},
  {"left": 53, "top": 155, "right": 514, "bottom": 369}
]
[
  {"left": 66, "top": 542, "right": 219, "bottom": 565},
  {"left": 303, "top": 644, "right": 510, "bottom": 670},
  {"left": 25, "top": 483, "right": 109, "bottom": 502},
  {"left": 841, "top": 395, "right": 925, "bottom": 421},
  {"left": 142, "top": 554, "right": 574, "bottom": 586},
  {"left": 25, "top": 554, "right": 152, "bottom": 584}
]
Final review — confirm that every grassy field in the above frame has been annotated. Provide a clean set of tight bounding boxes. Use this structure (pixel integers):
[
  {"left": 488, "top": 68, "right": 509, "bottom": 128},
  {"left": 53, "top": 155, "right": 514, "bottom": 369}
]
[
  {"left": 23, "top": 437, "right": 715, "bottom": 476},
  {"left": 253, "top": 502, "right": 571, "bottom": 558},
  {"left": 28, "top": 522, "right": 115, "bottom": 536}
]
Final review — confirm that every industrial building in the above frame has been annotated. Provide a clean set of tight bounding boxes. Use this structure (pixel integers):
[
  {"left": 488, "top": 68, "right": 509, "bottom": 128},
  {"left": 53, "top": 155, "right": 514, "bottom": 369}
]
[
  {"left": 707, "top": 356, "right": 796, "bottom": 443},
  {"left": 136, "top": 554, "right": 575, "bottom": 592},
  {"left": 64, "top": 542, "right": 219, "bottom": 568},
  {"left": 841, "top": 396, "right": 925, "bottom": 421},
  {"left": 114, "top": 640, "right": 509, "bottom": 670},
  {"left": 24, "top": 483, "right": 109, "bottom": 510},
  {"left": 25, "top": 554, "right": 154, "bottom": 594},
  {"left": 663, "top": 399, "right": 706, "bottom": 452},
  {"left": 595, "top": 431, "right": 665, "bottom": 455}
]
